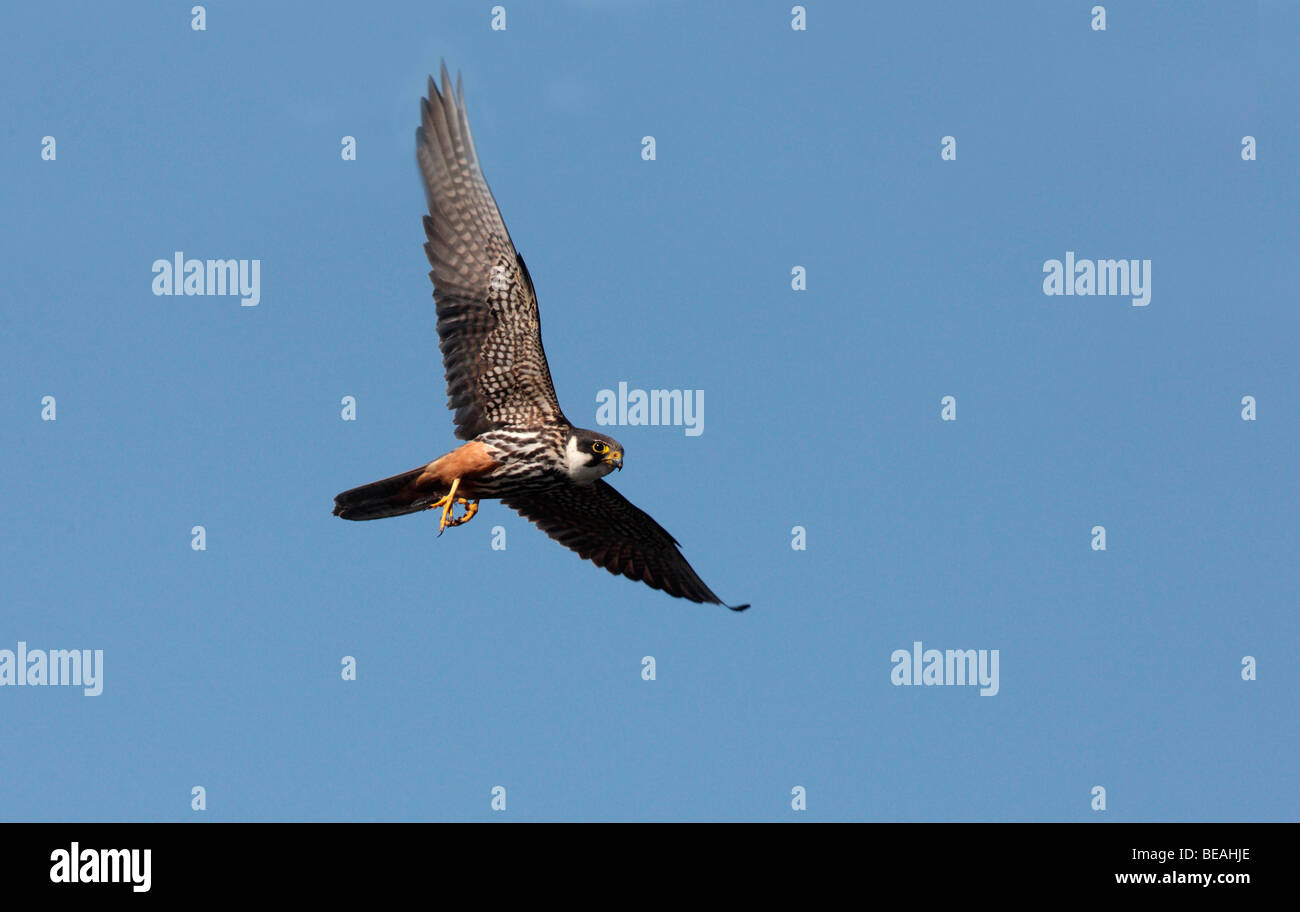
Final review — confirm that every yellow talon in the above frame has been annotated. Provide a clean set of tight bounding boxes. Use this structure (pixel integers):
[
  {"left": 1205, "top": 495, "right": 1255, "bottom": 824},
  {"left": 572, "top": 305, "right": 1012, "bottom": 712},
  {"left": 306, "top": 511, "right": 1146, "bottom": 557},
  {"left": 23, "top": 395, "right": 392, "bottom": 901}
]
[
  {"left": 432, "top": 477, "right": 461, "bottom": 535},
  {"left": 428, "top": 478, "right": 480, "bottom": 535},
  {"left": 447, "top": 498, "right": 479, "bottom": 527}
]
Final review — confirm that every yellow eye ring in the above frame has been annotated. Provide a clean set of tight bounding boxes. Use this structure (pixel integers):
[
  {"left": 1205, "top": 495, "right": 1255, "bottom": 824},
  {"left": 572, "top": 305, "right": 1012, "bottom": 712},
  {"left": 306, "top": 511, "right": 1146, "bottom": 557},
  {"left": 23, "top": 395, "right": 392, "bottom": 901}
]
[{"left": 592, "top": 441, "right": 608, "bottom": 454}]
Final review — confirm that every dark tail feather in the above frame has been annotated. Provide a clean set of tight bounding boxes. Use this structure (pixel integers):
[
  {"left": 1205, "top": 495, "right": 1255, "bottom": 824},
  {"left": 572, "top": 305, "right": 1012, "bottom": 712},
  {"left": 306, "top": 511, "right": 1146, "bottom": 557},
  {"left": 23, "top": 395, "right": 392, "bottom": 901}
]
[{"left": 333, "top": 467, "right": 436, "bottom": 521}]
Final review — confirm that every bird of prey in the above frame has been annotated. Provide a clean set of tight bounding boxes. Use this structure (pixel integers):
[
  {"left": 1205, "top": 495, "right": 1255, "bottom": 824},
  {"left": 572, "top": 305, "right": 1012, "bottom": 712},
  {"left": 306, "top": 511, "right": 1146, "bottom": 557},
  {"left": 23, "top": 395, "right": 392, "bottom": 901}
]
[{"left": 333, "top": 64, "right": 748, "bottom": 611}]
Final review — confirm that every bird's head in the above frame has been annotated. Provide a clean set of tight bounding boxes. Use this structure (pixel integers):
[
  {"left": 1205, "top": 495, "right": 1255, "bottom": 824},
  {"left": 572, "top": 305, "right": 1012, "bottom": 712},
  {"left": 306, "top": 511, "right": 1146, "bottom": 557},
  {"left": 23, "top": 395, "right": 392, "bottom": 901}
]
[{"left": 565, "top": 429, "right": 623, "bottom": 483}]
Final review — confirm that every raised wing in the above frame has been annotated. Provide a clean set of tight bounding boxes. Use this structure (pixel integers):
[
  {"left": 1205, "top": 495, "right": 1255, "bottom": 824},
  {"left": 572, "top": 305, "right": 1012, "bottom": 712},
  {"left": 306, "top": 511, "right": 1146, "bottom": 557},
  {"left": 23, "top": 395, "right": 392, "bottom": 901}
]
[
  {"left": 417, "top": 64, "right": 566, "bottom": 440},
  {"left": 504, "top": 480, "right": 749, "bottom": 610}
]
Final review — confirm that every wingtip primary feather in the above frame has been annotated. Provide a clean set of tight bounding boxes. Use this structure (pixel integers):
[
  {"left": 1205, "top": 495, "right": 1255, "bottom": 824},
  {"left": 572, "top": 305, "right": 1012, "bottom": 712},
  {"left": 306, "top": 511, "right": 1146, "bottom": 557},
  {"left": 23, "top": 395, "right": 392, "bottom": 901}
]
[{"left": 440, "top": 62, "right": 454, "bottom": 103}]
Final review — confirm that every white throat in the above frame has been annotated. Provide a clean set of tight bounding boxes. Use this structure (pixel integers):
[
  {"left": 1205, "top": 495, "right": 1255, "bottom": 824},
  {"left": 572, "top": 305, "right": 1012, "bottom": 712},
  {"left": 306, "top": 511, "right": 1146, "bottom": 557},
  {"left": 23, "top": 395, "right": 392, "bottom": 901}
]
[{"left": 565, "top": 436, "right": 611, "bottom": 484}]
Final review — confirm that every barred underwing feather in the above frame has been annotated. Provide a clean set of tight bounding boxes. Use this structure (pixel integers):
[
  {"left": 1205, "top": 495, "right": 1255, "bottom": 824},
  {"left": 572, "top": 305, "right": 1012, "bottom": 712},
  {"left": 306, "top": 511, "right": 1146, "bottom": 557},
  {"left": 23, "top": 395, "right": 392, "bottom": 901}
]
[{"left": 417, "top": 63, "right": 566, "bottom": 440}]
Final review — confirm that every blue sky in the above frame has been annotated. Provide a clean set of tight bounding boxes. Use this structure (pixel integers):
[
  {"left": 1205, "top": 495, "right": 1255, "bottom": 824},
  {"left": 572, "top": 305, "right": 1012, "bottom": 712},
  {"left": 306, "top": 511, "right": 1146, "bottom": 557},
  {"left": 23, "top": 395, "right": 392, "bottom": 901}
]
[{"left": 2, "top": 1, "right": 1296, "bottom": 821}]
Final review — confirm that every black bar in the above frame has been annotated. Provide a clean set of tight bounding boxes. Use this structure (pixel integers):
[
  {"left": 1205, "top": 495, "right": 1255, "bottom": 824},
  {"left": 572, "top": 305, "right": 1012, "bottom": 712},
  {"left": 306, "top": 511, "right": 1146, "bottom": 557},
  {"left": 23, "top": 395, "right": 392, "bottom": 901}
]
[{"left": 0, "top": 823, "right": 1281, "bottom": 897}]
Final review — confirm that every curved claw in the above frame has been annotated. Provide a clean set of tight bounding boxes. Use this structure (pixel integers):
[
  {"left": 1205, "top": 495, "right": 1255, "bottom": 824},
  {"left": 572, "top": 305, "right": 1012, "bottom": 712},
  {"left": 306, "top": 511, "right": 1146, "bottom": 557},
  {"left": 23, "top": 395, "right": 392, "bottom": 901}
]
[
  {"left": 429, "top": 477, "right": 481, "bottom": 536},
  {"left": 445, "top": 497, "right": 479, "bottom": 528}
]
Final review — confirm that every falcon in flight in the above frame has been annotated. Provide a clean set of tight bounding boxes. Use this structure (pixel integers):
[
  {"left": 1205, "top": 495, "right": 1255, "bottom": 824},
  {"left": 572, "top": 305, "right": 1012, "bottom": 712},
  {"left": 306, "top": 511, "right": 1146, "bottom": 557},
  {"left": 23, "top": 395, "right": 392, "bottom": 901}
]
[{"left": 333, "top": 64, "right": 748, "bottom": 611}]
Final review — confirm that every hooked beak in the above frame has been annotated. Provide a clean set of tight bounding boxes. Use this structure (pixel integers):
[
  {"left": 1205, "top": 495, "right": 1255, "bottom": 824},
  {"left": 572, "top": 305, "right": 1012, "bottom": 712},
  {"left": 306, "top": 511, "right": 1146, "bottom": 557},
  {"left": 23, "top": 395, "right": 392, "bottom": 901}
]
[{"left": 603, "top": 451, "right": 623, "bottom": 471}]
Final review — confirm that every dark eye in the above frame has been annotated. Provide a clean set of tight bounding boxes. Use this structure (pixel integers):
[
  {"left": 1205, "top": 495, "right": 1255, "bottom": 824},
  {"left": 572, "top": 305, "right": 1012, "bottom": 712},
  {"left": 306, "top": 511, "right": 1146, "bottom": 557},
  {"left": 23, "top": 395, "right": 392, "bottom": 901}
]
[{"left": 592, "top": 441, "right": 608, "bottom": 454}]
